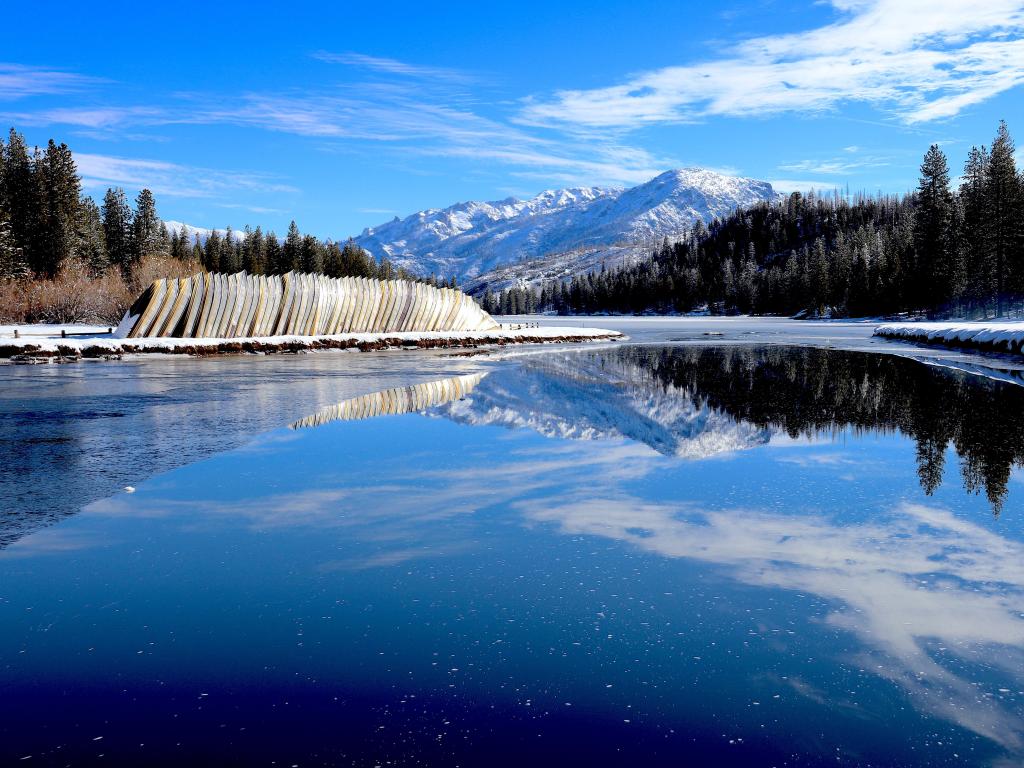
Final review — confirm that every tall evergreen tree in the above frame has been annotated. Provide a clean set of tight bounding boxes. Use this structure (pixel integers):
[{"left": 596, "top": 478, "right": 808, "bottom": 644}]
[
  {"left": 986, "top": 121, "right": 1021, "bottom": 310},
  {"left": 913, "top": 144, "right": 957, "bottom": 310},
  {"left": 264, "top": 230, "right": 282, "bottom": 273},
  {"left": 300, "top": 233, "right": 323, "bottom": 273},
  {"left": 220, "top": 226, "right": 240, "bottom": 272},
  {"left": 101, "top": 187, "right": 135, "bottom": 278},
  {"left": 37, "top": 139, "right": 81, "bottom": 275},
  {"left": 129, "top": 188, "right": 160, "bottom": 263},
  {"left": 2, "top": 129, "right": 41, "bottom": 273},
  {"left": 76, "top": 195, "right": 108, "bottom": 275},
  {"left": 203, "top": 229, "right": 222, "bottom": 272},
  {"left": 283, "top": 220, "right": 302, "bottom": 272},
  {"left": 960, "top": 145, "right": 992, "bottom": 312}
]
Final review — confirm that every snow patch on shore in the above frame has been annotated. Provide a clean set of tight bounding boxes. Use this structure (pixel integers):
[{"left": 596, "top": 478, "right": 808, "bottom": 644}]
[{"left": 875, "top": 322, "right": 1024, "bottom": 353}]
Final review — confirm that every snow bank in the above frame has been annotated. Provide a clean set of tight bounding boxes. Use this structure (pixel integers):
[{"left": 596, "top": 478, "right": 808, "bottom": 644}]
[
  {"left": 874, "top": 322, "right": 1024, "bottom": 354},
  {"left": 0, "top": 323, "right": 622, "bottom": 361}
]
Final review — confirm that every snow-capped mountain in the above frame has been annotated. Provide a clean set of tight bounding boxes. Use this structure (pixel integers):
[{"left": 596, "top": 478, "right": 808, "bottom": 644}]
[
  {"left": 354, "top": 169, "right": 778, "bottom": 292},
  {"left": 162, "top": 220, "right": 247, "bottom": 243}
]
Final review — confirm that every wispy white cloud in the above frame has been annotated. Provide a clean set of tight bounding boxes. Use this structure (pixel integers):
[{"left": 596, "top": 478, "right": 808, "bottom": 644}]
[
  {"left": 0, "top": 63, "right": 101, "bottom": 100},
  {"left": 75, "top": 152, "right": 298, "bottom": 199},
  {"left": 312, "top": 51, "right": 477, "bottom": 84},
  {"left": 186, "top": 85, "right": 675, "bottom": 187},
  {"left": 777, "top": 156, "right": 891, "bottom": 175},
  {"left": 519, "top": 0, "right": 1024, "bottom": 129},
  {"left": 768, "top": 178, "right": 843, "bottom": 193}
]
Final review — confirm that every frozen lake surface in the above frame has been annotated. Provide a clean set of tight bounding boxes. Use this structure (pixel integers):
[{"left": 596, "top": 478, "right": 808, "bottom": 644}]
[{"left": 2, "top": 320, "right": 1024, "bottom": 766}]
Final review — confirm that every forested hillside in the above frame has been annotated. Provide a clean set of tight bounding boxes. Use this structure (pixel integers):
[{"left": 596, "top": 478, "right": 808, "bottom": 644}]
[{"left": 483, "top": 122, "right": 1023, "bottom": 319}]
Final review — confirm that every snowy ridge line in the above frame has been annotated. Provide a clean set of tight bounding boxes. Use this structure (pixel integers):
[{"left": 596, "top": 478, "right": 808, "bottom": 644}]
[
  {"left": 355, "top": 169, "right": 778, "bottom": 285},
  {"left": 0, "top": 326, "right": 622, "bottom": 360},
  {"left": 874, "top": 322, "right": 1024, "bottom": 355}
]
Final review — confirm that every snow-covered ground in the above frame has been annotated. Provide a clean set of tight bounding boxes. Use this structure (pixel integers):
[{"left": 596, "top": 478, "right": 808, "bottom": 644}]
[
  {"left": 874, "top": 321, "right": 1024, "bottom": 354},
  {"left": 0, "top": 323, "right": 621, "bottom": 359}
]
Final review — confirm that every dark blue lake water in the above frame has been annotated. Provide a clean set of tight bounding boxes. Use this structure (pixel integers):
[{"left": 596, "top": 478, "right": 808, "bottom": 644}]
[{"left": 2, "top": 345, "right": 1023, "bottom": 766}]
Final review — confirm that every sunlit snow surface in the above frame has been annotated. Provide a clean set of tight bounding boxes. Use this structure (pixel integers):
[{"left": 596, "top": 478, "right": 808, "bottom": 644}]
[{"left": 2, "top": 323, "right": 1024, "bottom": 766}]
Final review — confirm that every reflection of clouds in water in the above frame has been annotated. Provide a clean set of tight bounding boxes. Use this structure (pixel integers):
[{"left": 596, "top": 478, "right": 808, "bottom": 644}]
[
  {"left": 80, "top": 416, "right": 1024, "bottom": 752},
  {"left": 517, "top": 490, "right": 1024, "bottom": 751},
  {"left": 0, "top": 528, "right": 111, "bottom": 558}
]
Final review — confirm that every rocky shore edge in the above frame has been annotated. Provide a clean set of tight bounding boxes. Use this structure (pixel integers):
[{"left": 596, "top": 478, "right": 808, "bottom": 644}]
[{"left": 1, "top": 328, "right": 622, "bottom": 363}]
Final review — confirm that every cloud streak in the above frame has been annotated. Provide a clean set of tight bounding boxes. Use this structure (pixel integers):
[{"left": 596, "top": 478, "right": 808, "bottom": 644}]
[
  {"left": 76, "top": 152, "right": 298, "bottom": 199},
  {"left": 313, "top": 51, "right": 478, "bottom": 84},
  {"left": 0, "top": 63, "right": 101, "bottom": 100},
  {"left": 519, "top": 0, "right": 1024, "bottom": 129}
]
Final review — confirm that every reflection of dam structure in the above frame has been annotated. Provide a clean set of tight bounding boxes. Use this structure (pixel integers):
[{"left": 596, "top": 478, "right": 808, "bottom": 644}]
[
  {"left": 116, "top": 271, "right": 500, "bottom": 339},
  {"left": 290, "top": 373, "right": 486, "bottom": 429}
]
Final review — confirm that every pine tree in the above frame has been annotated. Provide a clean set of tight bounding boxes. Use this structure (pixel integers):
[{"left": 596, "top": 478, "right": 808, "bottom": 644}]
[
  {"left": 243, "top": 226, "right": 266, "bottom": 274},
  {"left": 300, "top": 234, "right": 323, "bottom": 273},
  {"left": 264, "top": 231, "right": 282, "bottom": 273},
  {"left": 2, "top": 129, "right": 41, "bottom": 273},
  {"left": 960, "top": 146, "right": 992, "bottom": 313},
  {"left": 130, "top": 188, "right": 160, "bottom": 264},
  {"left": 283, "top": 220, "right": 302, "bottom": 272},
  {"left": 170, "top": 225, "right": 190, "bottom": 261},
  {"left": 986, "top": 121, "right": 1021, "bottom": 312},
  {"left": 913, "top": 144, "right": 957, "bottom": 310},
  {"left": 36, "top": 140, "right": 81, "bottom": 275},
  {"left": 76, "top": 195, "right": 108, "bottom": 275},
  {"left": 203, "top": 230, "right": 222, "bottom": 272},
  {"left": 102, "top": 187, "right": 135, "bottom": 278},
  {"left": 220, "top": 226, "right": 240, "bottom": 272}
]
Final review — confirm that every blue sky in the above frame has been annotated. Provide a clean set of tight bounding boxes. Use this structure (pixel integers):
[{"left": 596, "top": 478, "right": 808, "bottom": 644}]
[{"left": 3, "top": 0, "right": 1022, "bottom": 238}]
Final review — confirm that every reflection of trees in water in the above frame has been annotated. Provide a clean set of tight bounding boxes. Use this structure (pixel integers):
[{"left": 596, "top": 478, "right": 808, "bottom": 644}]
[{"left": 618, "top": 346, "right": 1024, "bottom": 515}]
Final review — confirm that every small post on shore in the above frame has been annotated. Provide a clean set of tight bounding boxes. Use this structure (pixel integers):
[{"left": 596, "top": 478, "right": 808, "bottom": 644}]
[
  {"left": 61, "top": 329, "right": 66, "bottom": 338},
  {"left": 13, "top": 329, "right": 19, "bottom": 339}
]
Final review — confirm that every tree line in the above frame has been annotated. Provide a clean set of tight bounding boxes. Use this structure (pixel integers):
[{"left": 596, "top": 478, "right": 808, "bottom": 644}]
[
  {"left": 173, "top": 221, "right": 455, "bottom": 287},
  {"left": 0, "top": 127, "right": 458, "bottom": 290},
  {"left": 482, "top": 121, "right": 1022, "bottom": 319},
  {"left": 623, "top": 344, "right": 1024, "bottom": 515},
  {"left": 0, "top": 128, "right": 166, "bottom": 280}
]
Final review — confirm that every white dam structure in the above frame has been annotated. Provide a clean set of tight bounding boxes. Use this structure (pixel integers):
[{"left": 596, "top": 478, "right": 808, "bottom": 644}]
[{"left": 116, "top": 271, "right": 500, "bottom": 339}]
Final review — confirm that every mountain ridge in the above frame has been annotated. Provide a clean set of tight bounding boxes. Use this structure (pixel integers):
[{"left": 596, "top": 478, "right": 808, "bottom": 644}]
[{"left": 353, "top": 168, "right": 778, "bottom": 292}]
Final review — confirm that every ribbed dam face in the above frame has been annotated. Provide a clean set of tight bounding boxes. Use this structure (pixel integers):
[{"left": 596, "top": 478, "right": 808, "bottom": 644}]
[{"left": 115, "top": 271, "right": 500, "bottom": 339}]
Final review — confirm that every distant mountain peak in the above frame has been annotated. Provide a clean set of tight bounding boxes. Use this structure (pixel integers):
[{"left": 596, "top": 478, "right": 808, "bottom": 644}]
[{"left": 352, "top": 169, "right": 777, "bottom": 289}]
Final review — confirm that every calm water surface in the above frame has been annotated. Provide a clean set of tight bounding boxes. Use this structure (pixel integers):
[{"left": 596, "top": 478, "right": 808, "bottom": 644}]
[{"left": 2, "top": 344, "right": 1023, "bottom": 767}]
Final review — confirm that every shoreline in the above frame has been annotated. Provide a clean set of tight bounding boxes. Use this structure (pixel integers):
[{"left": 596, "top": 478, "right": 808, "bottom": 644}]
[
  {"left": 874, "top": 322, "right": 1024, "bottom": 356},
  {"left": 0, "top": 326, "right": 622, "bottom": 362}
]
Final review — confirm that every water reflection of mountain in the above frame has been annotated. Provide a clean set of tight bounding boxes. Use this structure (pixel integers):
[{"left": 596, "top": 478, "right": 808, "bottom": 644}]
[
  {"left": 437, "top": 353, "right": 773, "bottom": 459},
  {"left": 438, "top": 347, "right": 1024, "bottom": 514}
]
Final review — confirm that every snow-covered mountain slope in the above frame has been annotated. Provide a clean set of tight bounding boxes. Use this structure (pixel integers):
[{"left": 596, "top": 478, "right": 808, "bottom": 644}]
[
  {"left": 162, "top": 220, "right": 247, "bottom": 243},
  {"left": 433, "top": 352, "right": 773, "bottom": 459},
  {"left": 353, "top": 169, "right": 778, "bottom": 290}
]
